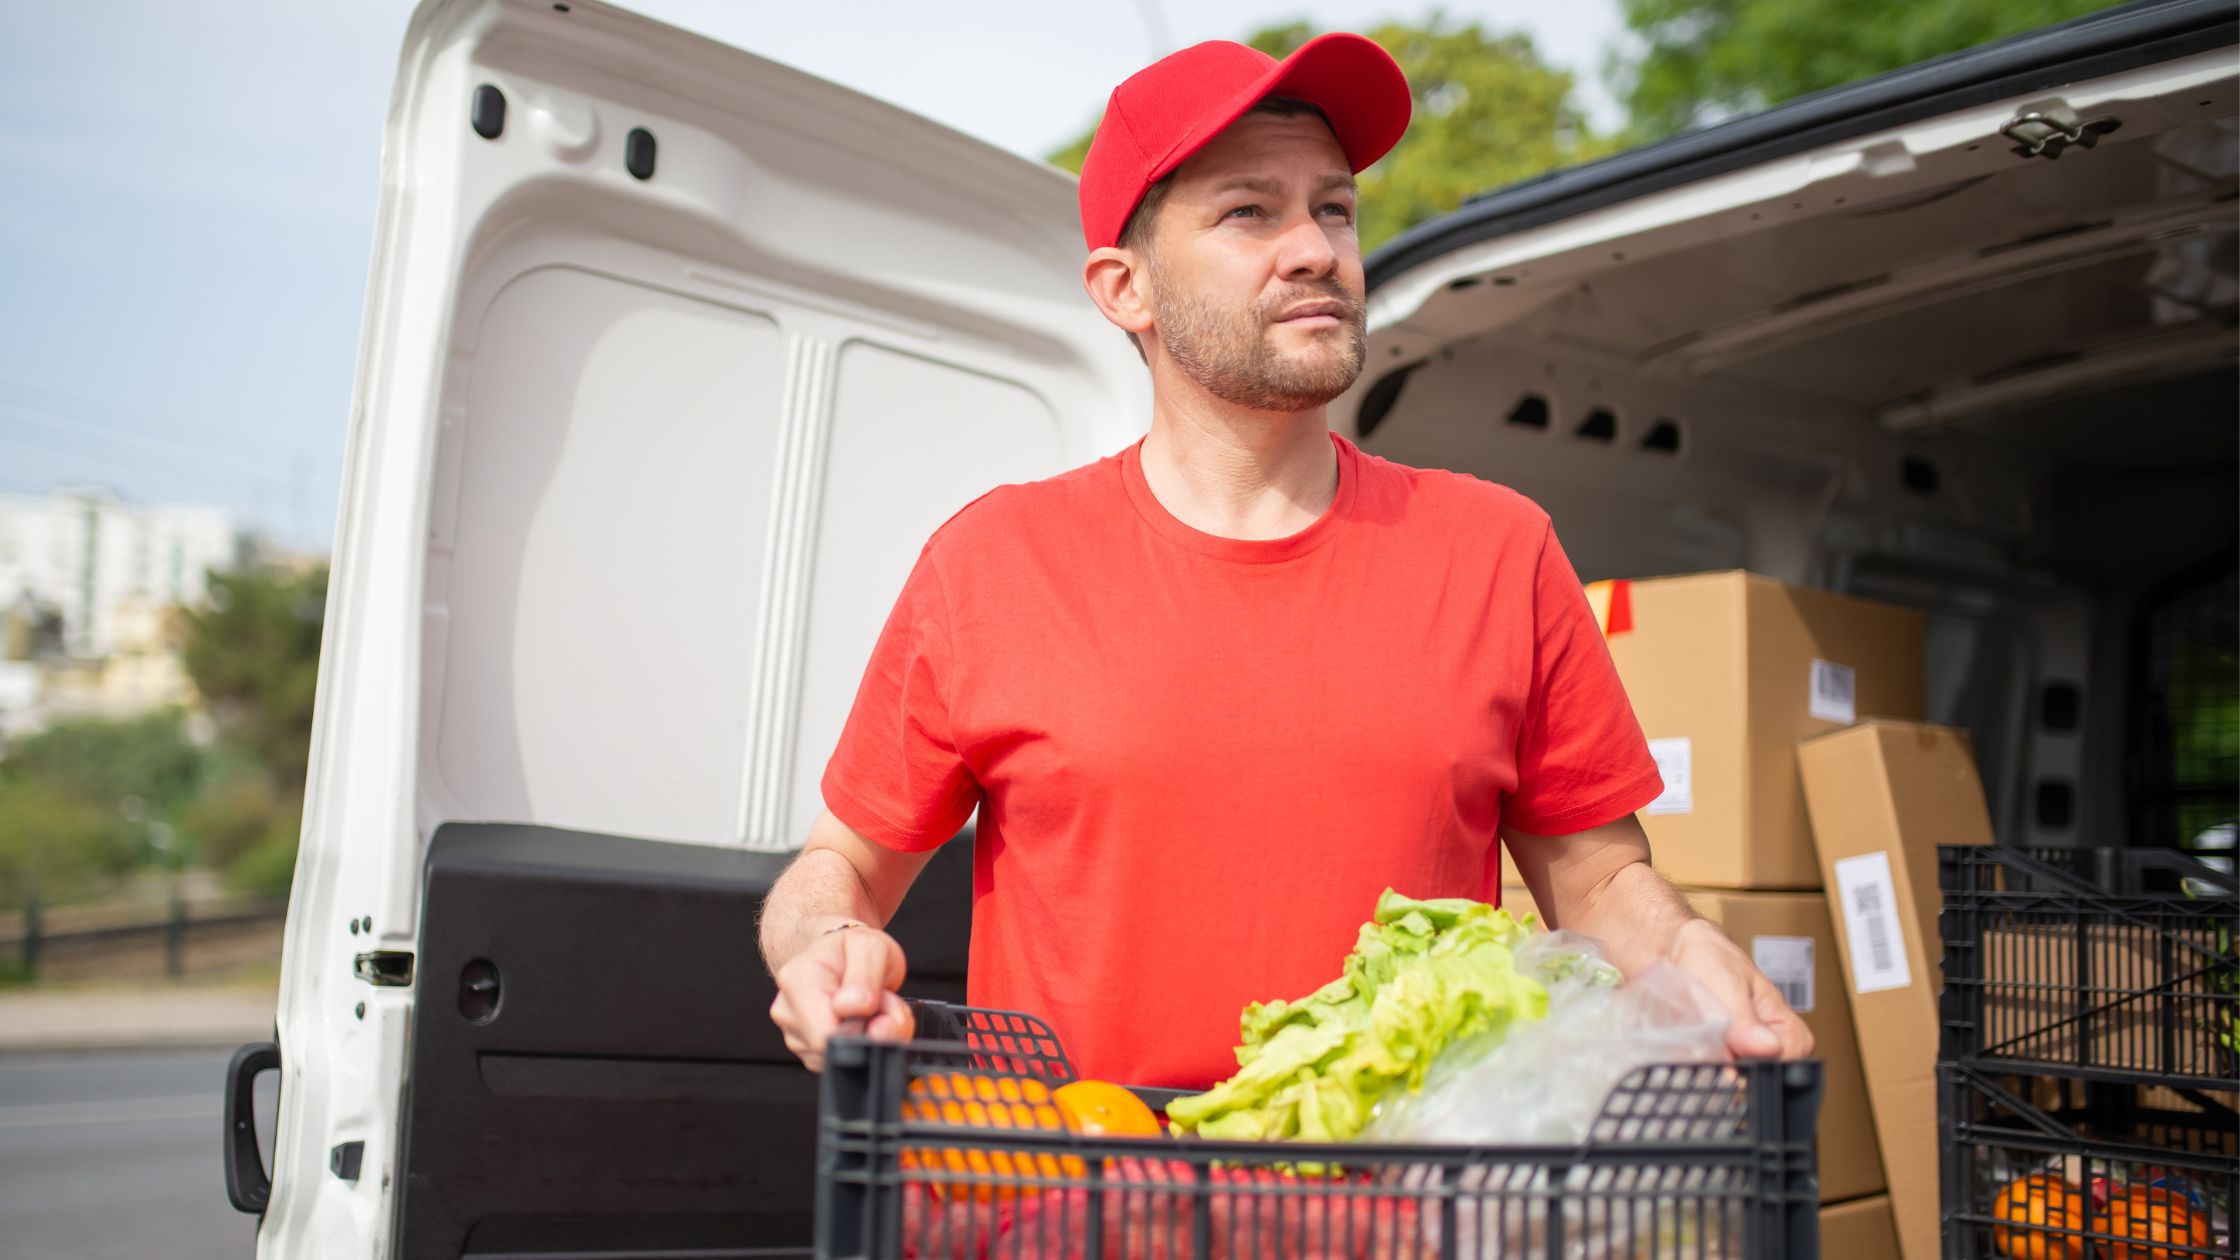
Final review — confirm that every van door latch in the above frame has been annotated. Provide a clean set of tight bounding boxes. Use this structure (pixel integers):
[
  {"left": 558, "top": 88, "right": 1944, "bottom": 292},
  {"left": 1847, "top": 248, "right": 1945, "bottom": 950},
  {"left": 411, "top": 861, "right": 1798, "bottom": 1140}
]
[
  {"left": 353, "top": 951, "right": 415, "bottom": 986},
  {"left": 2000, "top": 106, "right": 2120, "bottom": 160}
]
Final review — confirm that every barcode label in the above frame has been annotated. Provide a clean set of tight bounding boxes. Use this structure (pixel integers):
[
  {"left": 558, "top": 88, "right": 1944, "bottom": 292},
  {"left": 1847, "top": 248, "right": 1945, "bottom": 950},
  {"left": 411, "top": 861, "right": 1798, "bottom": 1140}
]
[
  {"left": 1644, "top": 737, "right": 1693, "bottom": 815},
  {"left": 1810, "top": 659, "right": 1857, "bottom": 724},
  {"left": 1834, "top": 851, "right": 1912, "bottom": 993},
  {"left": 1751, "top": 935, "right": 1816, "bottom": 1013}
]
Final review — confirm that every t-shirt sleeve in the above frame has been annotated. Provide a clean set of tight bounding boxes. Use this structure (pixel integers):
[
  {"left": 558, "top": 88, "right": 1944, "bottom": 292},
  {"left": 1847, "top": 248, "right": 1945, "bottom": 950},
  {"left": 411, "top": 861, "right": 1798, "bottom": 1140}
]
[
  {"left": 1502, "top": 520, "right": 1664, "bottom": 836},
  {"left": 819, "top": 542, "right": 981, "bottom": 852}
]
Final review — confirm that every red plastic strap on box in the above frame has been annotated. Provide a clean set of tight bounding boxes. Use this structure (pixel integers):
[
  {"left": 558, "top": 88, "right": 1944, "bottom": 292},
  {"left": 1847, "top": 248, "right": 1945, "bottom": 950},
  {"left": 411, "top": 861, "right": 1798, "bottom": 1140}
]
[{"left": 1585, "top": 579, "right": 1634, "bottom": 637}]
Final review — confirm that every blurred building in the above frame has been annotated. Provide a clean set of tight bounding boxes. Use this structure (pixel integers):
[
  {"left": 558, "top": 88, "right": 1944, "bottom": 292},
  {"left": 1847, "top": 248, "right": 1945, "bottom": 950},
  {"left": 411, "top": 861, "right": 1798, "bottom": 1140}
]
[
  {"left": 0, "top": 488, "right": 246, "bottom": 740},
  {"left": 37, "top": 596, "right": 203, "bottom": 719},
  {"left": 0, "top": 487, "right": 244, "bottom": 659}
]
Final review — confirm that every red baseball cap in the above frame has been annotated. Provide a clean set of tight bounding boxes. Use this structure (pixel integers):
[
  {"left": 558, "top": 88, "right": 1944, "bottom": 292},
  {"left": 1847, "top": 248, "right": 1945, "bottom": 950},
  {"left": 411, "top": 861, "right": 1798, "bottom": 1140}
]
[{"left": 1078, "top": 35, "right": 1413, "bottom": 253}]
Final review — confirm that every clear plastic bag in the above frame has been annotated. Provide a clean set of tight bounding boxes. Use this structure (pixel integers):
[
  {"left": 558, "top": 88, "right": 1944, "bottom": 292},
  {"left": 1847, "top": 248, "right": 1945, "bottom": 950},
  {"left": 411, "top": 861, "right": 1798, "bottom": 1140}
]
[
  {"left": 1358, "top": 932, "right": 1741, "bottom": 1258},
  {"left": 1363, "top": 930, "right": 1733, "bottom": 1146}
]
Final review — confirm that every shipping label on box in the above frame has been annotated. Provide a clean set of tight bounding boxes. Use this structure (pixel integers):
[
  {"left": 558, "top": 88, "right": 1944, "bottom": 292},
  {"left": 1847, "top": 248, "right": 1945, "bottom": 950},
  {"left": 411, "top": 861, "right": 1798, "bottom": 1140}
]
[
  {"left": 1809, "top": 659, "right": 1857, "bottom": 724},
  {"left": 1644, "top": 737, "right": 1693, "bottom": 815},
  {"left": 1832, "top": 851, "right": 1912, "bottom": 993},
  {"left": 1752, "top": 934, "right": 1815, "bottom": 1012}
]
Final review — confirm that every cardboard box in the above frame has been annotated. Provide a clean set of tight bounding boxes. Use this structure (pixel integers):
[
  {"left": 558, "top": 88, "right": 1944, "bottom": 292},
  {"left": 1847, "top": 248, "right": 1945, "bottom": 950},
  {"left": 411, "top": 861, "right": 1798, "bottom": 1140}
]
[
  {"left": 1820, "top": 1194, "right": 1900, "bottom": 1260},
  {"left": 1800, "top": 720, "right": 1995, "bottom": 1260},
  {"left": 1599, "top": 571, "right": 1925, "bottom": 889},
  {"left": 1498, "top": 880, "right": 1886, "bottom": 1202}
]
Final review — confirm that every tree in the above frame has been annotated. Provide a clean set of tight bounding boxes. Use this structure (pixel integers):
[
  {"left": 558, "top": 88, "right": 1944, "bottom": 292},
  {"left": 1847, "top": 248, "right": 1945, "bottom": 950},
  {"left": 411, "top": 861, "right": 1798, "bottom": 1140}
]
[
  {"left": 1611, "top": 0, "right": 2127, "bottom": 142},
  {"left": 176, "top": 563, "right": 324, "bottom": 896},
  {"left": 180, "top": 564, "right": 327, "bottom": 793},
  {"left": 1047, "top": 17, "right": 1618, "bottom": 255}
]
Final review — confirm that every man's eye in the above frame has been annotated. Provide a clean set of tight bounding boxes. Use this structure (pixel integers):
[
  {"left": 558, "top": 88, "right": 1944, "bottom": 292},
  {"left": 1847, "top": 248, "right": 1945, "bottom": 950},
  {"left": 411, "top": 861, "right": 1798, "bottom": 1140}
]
[
  {"left": 1319, "top": 203, "right": 1355, "bottom": 221},
  {"left": 1225, "top": 205, "right": 1261, "bottom": 219}
]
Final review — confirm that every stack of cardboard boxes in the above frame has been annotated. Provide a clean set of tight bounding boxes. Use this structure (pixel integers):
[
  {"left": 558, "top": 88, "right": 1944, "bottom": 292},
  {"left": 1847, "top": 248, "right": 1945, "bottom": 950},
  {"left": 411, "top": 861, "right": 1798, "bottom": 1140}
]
[{"left": 1501, "top": 571, "right": 1993, "bottom": 1260}]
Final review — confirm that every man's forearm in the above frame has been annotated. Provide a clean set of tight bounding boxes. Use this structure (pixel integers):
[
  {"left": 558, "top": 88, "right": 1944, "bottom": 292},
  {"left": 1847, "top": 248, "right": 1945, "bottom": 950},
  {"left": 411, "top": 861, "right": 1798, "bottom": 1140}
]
[
  {"left": 1503, "top": 815, "right": 1702, "bottom": 975},
  {"left": 758, "top": 847, "right": 886, "bottom": 978},
  {"left": 1553, "top": 857, "right": 1701, "bottom": 976}
]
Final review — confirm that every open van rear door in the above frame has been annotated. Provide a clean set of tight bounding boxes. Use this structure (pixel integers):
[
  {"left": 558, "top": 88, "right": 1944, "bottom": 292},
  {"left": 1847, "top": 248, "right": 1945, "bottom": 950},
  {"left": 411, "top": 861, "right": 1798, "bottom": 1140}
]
[{"left": 242, "top": 2, "right": 1146, "bottom": 1255}]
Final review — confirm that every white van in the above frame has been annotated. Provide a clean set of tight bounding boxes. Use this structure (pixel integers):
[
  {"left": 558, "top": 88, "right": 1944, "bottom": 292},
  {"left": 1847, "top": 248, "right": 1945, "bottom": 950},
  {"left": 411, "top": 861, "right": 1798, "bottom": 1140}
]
[{"left": 222, "top": 0, "right": 2238, "bottom": 1255}]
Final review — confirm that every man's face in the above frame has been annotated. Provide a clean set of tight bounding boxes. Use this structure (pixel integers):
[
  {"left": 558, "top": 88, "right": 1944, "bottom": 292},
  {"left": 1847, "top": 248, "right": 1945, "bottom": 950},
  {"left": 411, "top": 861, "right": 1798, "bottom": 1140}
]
[{"left": 1138, "top": 111, "right": 1367, "bottom": 412}]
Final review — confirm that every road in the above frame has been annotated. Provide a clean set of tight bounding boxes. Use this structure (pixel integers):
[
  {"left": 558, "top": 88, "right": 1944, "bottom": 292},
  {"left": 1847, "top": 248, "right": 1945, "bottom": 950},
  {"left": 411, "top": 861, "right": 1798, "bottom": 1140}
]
[{"left": 0, "top": 1047, "right": 275, "bottom": 1260}]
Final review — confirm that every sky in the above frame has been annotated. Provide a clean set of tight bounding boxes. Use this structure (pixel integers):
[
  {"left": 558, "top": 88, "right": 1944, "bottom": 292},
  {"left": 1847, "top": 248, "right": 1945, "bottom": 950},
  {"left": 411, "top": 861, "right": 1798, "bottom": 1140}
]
[{"left": 0, "top": 0, "right": 1628, "bottom": 553}]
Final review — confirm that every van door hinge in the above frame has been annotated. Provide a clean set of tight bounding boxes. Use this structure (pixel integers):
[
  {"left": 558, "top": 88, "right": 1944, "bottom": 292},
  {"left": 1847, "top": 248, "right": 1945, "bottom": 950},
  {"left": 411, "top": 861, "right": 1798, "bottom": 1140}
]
[
  {"left": 353, "top": 951, "right": 415, "bottom": 986},
  {"left": 2001, "top": 105, "right": 2121, "bottom": 160}
]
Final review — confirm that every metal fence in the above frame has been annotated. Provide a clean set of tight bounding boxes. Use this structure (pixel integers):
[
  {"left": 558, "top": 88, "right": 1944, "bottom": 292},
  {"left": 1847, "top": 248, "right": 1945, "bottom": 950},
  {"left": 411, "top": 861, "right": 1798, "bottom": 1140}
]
[{"left": 1, "top": 896, "right": 287, "bottom": 983}]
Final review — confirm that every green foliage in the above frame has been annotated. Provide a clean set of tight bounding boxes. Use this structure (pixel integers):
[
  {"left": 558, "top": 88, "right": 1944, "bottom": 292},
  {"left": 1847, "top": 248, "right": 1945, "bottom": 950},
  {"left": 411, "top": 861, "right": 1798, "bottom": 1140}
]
[
  {"left": 0, "top": 709, "right": 204, "bottom": 818},
  {"left": 2171, "top": 644, "right": 2239, "bottom": 783},
  {"left": 0, "top": 779, "right": 139, "bottom": 905},
  {"left": 180, "top": 767, "right": 288, "bottom": 870},
  {"left": 172, "top": 563, "right": 322, "bottom": 897},
  {"left": 180, "top": 760, "right": 302, "bottom": 895},
  {"left": 1046, "top": 16, "right": 1616, "bottom": 254},
  {"left": 1611, "top": 0, "right": 2126, "bottom": 142},
  {"left": 224, "top": 822, "right": 302, "bottom": 898},
  {"left": 0, "top": 712, "right": 203, "bottom": 904},
  {"left": 0, "top": 562, "right": 325, "bottom": 908},
  {"left": 180, "top": 564, "right": 326, "bottom": 794}
]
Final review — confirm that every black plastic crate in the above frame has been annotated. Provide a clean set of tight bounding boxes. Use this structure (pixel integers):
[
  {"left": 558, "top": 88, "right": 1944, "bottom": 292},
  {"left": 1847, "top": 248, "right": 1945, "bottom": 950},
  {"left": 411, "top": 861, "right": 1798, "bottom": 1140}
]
[
  {"left": 816, "top": 1001, "right": 1823, "bottom": 1259},
  {"left": 1939, "top": 845, "right": 2239, "bottom": 1089},
  {"left": 1940, "top": 1062, "right": 2237, "bottom": 1260}
]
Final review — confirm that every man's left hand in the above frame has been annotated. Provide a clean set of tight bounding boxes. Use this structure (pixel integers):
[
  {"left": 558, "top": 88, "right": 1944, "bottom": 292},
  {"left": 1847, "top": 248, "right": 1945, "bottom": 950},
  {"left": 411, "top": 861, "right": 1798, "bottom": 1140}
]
[{"left": 1664, "top": 917, "right": 1815, "bottom": 1060}]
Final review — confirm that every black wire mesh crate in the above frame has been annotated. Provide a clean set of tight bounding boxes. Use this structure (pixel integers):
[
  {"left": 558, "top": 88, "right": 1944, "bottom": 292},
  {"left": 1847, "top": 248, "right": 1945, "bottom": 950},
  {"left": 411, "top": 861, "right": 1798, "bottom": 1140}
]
[
  {"left": 816, "top": 1001, "right": 1823, "bottom": 1259},
  {"left": 1939, "top": 1061, "right": 2237, "bottom": 1260},
  {"left": 1939, "top": 845, "right": 2239, "bottom": 1089}
]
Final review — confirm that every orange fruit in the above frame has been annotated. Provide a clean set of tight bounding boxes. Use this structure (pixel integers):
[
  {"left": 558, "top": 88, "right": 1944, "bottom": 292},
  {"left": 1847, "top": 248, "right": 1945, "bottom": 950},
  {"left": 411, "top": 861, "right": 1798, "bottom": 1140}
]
[
  {"left": 1052, "top": 1079, "right": 1163, "bottom": 1138},
  {"left": 900, "top": 1071, "right": 1077, "bottom": 1202},
  {"left": 2100, "top": 1186, "right": 2213, "bottom": 1260},
  {"left": 1991, "top": 1173, "right": 2086, "bottom": 1260}
]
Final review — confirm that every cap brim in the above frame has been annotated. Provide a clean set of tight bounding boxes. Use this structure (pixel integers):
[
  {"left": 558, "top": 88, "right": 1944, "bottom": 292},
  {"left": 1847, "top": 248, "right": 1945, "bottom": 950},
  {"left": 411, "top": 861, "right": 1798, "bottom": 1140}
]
[{"left": 1143, "top": 33, "right": 1412, "bottom": 187}]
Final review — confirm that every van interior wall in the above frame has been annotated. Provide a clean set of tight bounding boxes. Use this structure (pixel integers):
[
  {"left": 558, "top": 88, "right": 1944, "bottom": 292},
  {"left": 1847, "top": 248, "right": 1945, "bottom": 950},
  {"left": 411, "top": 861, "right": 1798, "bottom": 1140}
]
[
  {"left": 1354, "top": 337, "right": 2085, "bottom": 846},
  {"left": 411, "top": 224, "right": 1102, "bottom": 861}
]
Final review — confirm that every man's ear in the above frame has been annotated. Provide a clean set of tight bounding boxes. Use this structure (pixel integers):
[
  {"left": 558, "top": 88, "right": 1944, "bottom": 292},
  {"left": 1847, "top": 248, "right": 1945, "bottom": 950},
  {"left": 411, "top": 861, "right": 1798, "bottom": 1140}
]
[{"left": 1083, "top": 247, "right": 1154, "bottom": 339}]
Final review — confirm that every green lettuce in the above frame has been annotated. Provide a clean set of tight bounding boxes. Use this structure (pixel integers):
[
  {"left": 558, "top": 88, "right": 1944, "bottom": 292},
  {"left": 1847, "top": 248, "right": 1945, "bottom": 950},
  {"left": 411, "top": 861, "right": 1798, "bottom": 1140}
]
[{"left": 1165, "top": 888, "right": 1551, "bottom": 1143}]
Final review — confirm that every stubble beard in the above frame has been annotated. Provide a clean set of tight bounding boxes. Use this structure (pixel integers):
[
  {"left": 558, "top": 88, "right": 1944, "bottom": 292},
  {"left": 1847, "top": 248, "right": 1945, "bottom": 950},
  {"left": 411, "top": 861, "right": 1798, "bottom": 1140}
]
[{"left": 1148, "top": 259, "right": 1368, "bottom": 413}]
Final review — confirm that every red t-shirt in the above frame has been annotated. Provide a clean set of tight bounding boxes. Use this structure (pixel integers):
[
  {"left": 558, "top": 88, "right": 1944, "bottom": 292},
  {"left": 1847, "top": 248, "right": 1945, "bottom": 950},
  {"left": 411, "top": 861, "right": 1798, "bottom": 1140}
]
[{"left": 821, "top": 430, "right": 1661, "bottom": 1088}]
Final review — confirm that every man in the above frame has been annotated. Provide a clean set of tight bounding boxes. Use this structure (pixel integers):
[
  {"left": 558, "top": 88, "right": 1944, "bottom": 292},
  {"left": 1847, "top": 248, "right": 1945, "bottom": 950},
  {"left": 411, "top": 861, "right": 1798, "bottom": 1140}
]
[{"left": 762, "top": 35, "right": 1812, "bottom": 1083}]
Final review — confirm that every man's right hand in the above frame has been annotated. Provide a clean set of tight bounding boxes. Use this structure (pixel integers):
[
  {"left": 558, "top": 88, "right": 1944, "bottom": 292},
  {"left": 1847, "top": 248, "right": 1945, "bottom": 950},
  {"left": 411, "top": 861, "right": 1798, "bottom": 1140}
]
[{"left": 769, "top": 921, "right": 916, "bottom": 1072}]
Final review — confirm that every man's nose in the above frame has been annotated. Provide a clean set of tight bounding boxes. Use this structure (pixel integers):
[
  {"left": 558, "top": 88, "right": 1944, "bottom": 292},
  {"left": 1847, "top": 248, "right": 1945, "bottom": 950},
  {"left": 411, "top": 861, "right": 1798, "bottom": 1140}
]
[{"left": 1275, "top": 212, "right": 1340, "bottom": 280}]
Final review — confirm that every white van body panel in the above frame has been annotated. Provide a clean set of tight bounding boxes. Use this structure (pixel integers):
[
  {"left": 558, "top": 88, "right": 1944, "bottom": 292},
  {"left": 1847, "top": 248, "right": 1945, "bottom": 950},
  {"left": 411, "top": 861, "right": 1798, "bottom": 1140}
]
[{"left": 263, "top": 1, "right": 1144, "bottom": 1252}]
